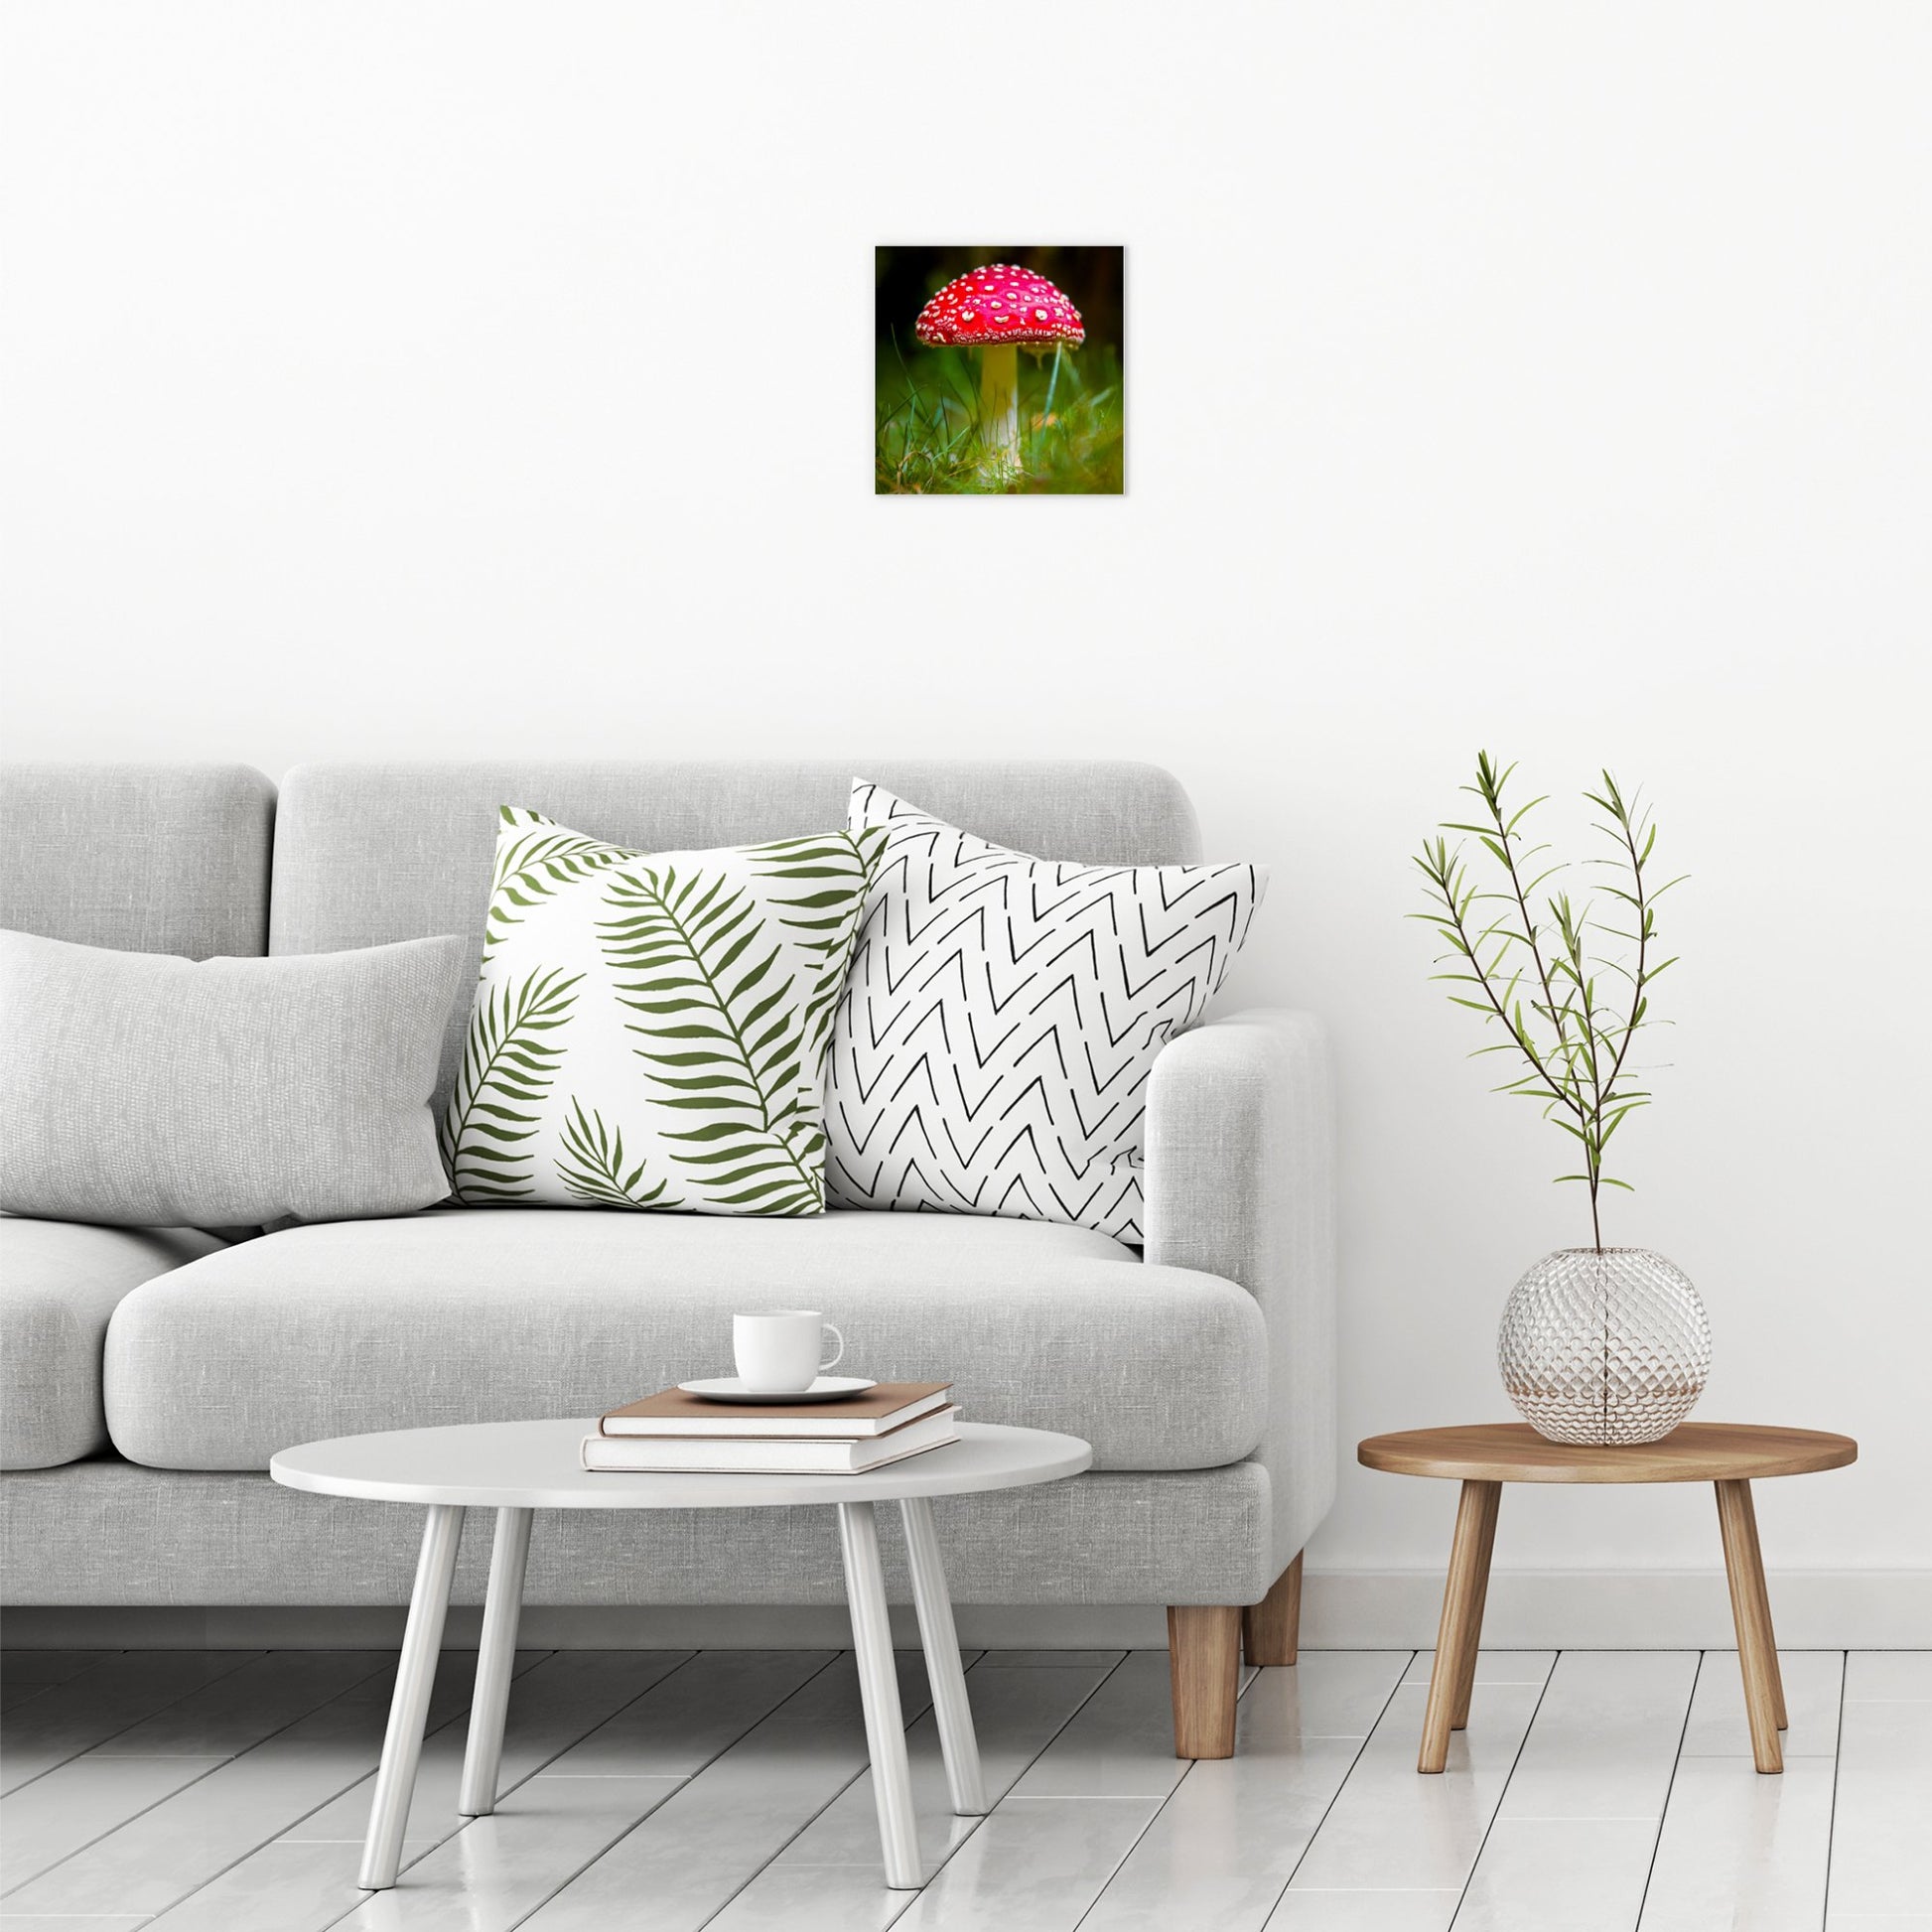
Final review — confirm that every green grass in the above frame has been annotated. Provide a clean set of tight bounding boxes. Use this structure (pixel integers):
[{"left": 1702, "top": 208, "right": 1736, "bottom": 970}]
[{"left": 876, "top": 339, "right": 1124, "bottom": 494}]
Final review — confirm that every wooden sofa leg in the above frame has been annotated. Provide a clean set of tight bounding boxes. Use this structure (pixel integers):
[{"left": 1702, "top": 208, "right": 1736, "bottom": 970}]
[
  {"left": 1168, "top": 1604, "right": 1241, "bottom": 1758},
  {"left": 1241, "top": 1551, "right": 1304, "bottom": 1667}
]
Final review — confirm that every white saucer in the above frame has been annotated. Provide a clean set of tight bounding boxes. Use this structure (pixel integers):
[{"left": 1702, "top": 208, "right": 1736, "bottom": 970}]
[{"left": 679, "top": 1375, "right": 879, "bottom": 1404}]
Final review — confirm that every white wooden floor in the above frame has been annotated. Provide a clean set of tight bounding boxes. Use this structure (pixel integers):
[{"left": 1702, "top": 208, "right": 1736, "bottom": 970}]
[{"left": 0, "top": 1646, "right": 1925, "bottom": 1930}]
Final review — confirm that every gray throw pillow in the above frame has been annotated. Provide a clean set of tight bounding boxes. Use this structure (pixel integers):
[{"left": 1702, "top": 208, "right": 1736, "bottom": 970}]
[{"left": 0, "top": 930, "right": 468, "bottom": 1228}]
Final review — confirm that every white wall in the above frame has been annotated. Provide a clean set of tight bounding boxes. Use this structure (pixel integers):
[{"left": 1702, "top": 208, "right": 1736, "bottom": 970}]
[{"left": 5, "top": 2, "right": 1928, "bottom": 1632}]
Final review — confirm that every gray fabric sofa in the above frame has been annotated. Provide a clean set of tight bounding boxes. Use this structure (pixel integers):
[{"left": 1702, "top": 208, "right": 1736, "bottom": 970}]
[{"left": 0, "top": 759, "right": 1335, "bottom": 1756}]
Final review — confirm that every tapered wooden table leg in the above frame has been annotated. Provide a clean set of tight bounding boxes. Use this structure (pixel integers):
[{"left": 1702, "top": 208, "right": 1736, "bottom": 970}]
[
  {"left": 1716, "top": 1478, "right": 1786, "bottom": 1774},
  {"left": 1449, "top": 1481, "right": 1500, "bottom": 1730},
  {"left": 1420, "top": 1479, "right": 1500, "bottom": 1773},
  {"left": 1733, "top": 1480, "right": 1788, "bottom": 1730}
]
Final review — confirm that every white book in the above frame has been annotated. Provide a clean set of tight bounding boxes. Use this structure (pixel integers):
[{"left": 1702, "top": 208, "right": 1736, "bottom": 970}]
[{"left": 581, "top": 1409, "right": 960, "bottom": 1475}]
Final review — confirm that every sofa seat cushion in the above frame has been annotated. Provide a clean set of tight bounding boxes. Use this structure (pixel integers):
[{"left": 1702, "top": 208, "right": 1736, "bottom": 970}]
[
  {"left": 2, "top": 1219, "right": 228, "bottom": 1469},
  {"left": 103, "top": 1208, "right": 1267, "bottom": 1474}
]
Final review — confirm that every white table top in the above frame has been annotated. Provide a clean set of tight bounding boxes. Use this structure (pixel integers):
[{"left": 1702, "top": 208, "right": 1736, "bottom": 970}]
[{"left": 270, "top": 1419, "right": 1092, "bottom": 1510}]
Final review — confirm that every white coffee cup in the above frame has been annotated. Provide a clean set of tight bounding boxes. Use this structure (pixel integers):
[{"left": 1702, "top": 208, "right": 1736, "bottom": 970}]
[{"left": 734, "top": 1311, "right": 845, "bottom": 1392}]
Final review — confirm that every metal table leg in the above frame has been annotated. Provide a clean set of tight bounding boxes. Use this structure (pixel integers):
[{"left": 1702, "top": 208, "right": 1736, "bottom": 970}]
[
  {"left": 901, "top": 1495, "right": 986, "bottom": 1815},
  {"left": 838, "top": 1500, "right": 922, "bottom": 1888},
  {"left": 459, "top": 1505, "right": 533, "bottom": 1817},
  {"left": 359, "top": 1503, "right": 464, "bottom": 1889}
]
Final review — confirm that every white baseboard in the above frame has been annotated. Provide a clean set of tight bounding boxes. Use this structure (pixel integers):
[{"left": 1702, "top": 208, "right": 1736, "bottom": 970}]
[
  {"left": 3, "top": 1572, "right": 1925, "bottom": 1650},
  {"left": 1301, "top": 1569, "right": 1932, "bottom": 1650}
]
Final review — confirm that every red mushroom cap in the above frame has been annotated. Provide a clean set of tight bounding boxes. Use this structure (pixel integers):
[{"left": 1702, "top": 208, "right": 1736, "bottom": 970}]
[{"left": 913, "top": 263, "right": 1085, "bottom": 349}]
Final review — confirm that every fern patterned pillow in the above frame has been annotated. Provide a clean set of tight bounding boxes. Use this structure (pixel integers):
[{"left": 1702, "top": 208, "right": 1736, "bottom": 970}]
[
  {"left": 445, "top": 809, "right": 885, "bottom": 1216},
  {"left": 825, "top": 782, "right": 1266, "bottom": 1243}
]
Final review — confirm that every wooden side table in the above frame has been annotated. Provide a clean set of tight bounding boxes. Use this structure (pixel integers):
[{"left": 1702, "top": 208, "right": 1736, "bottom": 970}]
[{"left": 1358, "top": 1422, "right": 1858, "bottom": 1776}]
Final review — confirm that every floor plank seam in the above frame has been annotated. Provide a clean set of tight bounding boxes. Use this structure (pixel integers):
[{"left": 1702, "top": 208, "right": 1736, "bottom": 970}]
[
  {"left": 1, "top": 1648, "right": 264, "bottom": 1799},
  {"left": 113, "top": 1645, "right": 731, "bottom": 1932},
  {"left": 373, "top": 1646, "right": 821, "bottom": 1932},
  {"left": 1015, "top": 1791, "right": 1173, "bottom": 1801},
  {"left": 302, "top": 1655, "right": 597, "bottom": 1931},
  {"left": 1, "top": 1649, "right": 401, "bottom": 1903},
  {"left": 86, "top": 1648, "right": 562, "bottom": 1931},
  {"left": 677, "top": 1657, "right": 928, "bottom": 1932},
  {"left": 66, "top": 1751, "right": 238, "bottom": 1760},
  {"left": 860, "top": 1646, "right": 1130, "bottom": 1927},
  {"left": 492, "top": 1788, "right": 693, "bottom": 1932},
  {"left": 1444, "top": 1645, "right": 1561, "bottom": 1931},
  {"left": 1821, "top": 1648, "right": 1851, "bottom": 1926},
  {"left": 683, "top": 1644, "right": 1137, "bottom": 1932},
  {"left": 487, "top": 1647, "right": 872, "bottom": 1932},
  {"left": 487, "top": 1648, "right": 707, "bottom": 1809},
  {"left": 382, "top": 1646, "right": 569, "bottom": 1889},
  {"left": 1067, "top": 1753, "right": 1193, "bottom": 1927},
  {"left": 601, "top": 1647, "right": 888, "bottom": 1932},
  {"left": 1247, "top": 1647, "right": 1423, "bottom": 1929},
  {"left": 0, "top": 1752, "right": 239, "bottom": 1901},
  {"left": 946, "top": 1644, "right": 1142, "bottom": 1930}
]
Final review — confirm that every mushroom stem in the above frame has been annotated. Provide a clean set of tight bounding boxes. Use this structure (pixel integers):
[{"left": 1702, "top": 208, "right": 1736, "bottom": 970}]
[{"left": 978, "top": 344, "right": 1020, "bottom": 478}]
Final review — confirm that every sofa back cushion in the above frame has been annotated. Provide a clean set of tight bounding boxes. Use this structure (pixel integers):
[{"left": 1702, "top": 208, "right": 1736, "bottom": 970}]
[
  {"left": 1, "top": 930, "right": 468, "bottom": 1229},
  {"left": 271, "top": 761, "right": 1201, "bottom": 1120},
  {"left": 0, "top": 762, "right": 275, "bottom": 958}
]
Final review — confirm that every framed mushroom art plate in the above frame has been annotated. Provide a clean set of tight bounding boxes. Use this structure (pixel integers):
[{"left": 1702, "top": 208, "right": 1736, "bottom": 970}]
[{"left": 876, "top": 245, "right": 1124, "bottom": 494}]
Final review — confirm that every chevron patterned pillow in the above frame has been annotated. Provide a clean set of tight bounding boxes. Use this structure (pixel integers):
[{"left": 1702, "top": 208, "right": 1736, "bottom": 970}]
[
  {"left": 824, "top": 782, "right": 1266, "bottom": 1243},
  {"left": 444, "top": 808, "right": 885, "bottom": 1216}
]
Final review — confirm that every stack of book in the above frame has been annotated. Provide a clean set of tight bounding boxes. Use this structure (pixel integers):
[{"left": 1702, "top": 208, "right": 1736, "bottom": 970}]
[{"left": 581, "top": 1381, "right": 958, "bottom": 1474}]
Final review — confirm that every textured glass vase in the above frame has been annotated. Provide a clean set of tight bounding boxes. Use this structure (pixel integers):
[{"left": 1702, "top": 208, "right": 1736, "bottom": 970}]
[{"left": 1497, "top": 1247, "right": 1712, "bottom": 1446}]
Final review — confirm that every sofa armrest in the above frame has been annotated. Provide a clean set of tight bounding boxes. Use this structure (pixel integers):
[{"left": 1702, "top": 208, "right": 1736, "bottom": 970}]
[{"left": 1143, "top": 1008, "right": 1337, "bottom": 1579}]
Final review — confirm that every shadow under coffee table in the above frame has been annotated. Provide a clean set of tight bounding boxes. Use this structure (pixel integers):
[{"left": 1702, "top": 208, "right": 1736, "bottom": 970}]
[
  {"left": 1358, "top": 1421, "right": 1857, "bottom": 1775},
  {"left": 272, "top": 1417, "right": 1091, "bottom": 1890}
]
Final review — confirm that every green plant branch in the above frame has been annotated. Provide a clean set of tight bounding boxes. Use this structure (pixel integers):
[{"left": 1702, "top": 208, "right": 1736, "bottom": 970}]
[
  {"left": 1414, "top": 840, "right": 1584, "bottom": 1123},
  {"left": 1414, "top": 753, "right": 1682, "bottom": 1251},
  {"left": 1468, "top": 756, "right": 1577, "bottom": 1080},
  {"left": 1588, "top": 775, "right": 1653, "bottom": 1102}
]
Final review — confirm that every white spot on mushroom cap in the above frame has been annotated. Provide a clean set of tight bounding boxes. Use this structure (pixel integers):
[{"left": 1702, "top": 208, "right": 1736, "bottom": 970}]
[{"left": 913, "top": 262, "right": 1088, "bottom": 345}]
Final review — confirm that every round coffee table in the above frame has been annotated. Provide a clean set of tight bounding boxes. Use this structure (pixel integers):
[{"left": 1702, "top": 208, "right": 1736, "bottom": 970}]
[
  {"left": 1357, "top": 1422, "right": 1857, "bottom": 1777},
  {"left": 271, "top": 1418, "right": 1090, "bottom": 1891}
]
